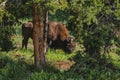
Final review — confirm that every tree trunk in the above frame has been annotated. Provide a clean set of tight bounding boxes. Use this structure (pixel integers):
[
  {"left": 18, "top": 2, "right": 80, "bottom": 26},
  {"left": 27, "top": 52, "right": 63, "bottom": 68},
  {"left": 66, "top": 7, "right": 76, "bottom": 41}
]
[
  {"left": 32, "top": 4, "right": 46, "bottom": 68},
  {"left": 43, "top": 0, "right": 49, "bottom": 56}
]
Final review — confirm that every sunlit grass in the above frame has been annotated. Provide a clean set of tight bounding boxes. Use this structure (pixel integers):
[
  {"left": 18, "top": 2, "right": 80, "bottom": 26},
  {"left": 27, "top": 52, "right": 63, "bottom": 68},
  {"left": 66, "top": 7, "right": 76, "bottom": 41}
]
[{"left": 46, "top": 49, "right": 76, "bottom": 62}]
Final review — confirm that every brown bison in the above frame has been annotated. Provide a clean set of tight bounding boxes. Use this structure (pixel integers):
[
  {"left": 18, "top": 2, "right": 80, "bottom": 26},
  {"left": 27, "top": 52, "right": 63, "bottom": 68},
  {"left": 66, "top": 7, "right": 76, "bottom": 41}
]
[
  {"left": 22, "top": 21, "right": 76, "bottom": 53},
  {"left": 22, "top": 21, "right": 33, "bottom": 49}
]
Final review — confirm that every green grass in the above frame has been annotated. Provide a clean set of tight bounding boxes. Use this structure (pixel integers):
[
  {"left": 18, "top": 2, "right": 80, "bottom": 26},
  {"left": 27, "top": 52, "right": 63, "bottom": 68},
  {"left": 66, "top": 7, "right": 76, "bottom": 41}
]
[
  {"left": 1, "top": 49, "right": 120, "bottom": 80},
  {"left": 46, "top": 49, "right": 76, "bottom": 62},
  {"left": 0, "top": 45, "right": 80, "bottom": 80}
]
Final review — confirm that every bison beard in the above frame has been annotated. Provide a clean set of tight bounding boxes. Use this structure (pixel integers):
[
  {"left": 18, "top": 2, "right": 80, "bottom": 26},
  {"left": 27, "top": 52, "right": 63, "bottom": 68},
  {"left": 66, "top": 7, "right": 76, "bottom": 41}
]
[{"left": 22, "top": 21, "right": 76, "bottom": 53}]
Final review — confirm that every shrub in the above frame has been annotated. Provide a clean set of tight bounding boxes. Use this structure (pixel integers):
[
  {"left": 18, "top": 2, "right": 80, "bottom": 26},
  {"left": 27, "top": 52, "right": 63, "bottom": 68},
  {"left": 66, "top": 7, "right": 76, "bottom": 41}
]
[{"left": 0, "top": 26, "right": 15, "bottom": 51}]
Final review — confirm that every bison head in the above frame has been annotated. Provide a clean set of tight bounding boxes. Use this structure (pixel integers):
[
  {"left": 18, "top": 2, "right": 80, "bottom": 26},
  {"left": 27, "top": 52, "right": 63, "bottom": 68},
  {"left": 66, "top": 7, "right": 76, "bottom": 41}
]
[{"left": 64, "top": 37, "right": 76, "bottom": 53}]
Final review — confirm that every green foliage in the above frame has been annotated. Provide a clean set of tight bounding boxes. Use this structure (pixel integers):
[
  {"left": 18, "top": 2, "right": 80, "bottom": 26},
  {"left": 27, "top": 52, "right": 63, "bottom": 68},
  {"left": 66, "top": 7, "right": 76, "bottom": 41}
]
[
  {"left": 46, "top": 0, "right": 68, "bottom": 14},
  {"left": 0, "top": 7, "right": 4, "bottom": 22},
  {"left": 6, "top": 0, "right": 32, "bottom": 19},
  {"left": 0, "top": 1, "right": 6, "bottom": 22},
  {"left": 0, "top": 53, "right": 29, "bottom": 80},
  {"left": 28, "top": 70, "right": 80, "bottom": 80},
  {"left": 65, "top": 0, "right": 120, "bottom": 60},
  {"left": 0, "top": 26, "right": 15, "bottom": 51},
  {"left": 70, "top": 52, "right": 120, "bottom": 80}
]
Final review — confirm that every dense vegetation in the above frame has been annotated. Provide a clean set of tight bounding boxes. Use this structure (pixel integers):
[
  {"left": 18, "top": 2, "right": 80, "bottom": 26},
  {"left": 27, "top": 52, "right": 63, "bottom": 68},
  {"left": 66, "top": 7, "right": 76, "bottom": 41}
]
[{"left": 0, "top": 0, "right": 120, "bottom": 79}]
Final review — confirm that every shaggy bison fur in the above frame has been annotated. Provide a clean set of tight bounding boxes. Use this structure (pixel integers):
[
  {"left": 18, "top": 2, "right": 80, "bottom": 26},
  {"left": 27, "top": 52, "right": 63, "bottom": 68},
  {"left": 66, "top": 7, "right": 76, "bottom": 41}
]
[{"left": 22, "top": 21, "right": 76, "bottom": 53}]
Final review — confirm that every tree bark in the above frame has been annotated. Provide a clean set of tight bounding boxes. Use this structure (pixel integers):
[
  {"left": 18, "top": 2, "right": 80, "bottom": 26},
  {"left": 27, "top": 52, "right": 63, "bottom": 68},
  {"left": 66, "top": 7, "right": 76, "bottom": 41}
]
[
  {"left": 43, "top": 0, "right": 49, "bottom": 56},
  {"left": 32, "top": 4, "right": 46, "bottom": 68}
]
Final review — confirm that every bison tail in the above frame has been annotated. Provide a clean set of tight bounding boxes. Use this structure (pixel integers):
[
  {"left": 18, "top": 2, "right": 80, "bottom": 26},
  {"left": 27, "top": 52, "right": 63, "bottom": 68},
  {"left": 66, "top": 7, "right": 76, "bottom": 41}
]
[{"left": 21, "top": 24, "right": 25, "bottom": 36}]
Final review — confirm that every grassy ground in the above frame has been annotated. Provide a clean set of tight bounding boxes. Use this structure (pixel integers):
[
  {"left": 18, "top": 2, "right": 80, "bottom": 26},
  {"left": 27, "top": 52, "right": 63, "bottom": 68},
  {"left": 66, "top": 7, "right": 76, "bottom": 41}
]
[
  {"left": 0, "top": 19, "right": 120, "bottom": 80},
  {"left": 0, "top": 34, "right": 79, "bottom": 80}
]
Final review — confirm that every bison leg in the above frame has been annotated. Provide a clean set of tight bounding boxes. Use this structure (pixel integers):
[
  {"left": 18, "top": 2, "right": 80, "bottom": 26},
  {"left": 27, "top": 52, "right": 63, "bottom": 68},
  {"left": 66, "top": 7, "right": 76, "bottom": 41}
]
[{"left": 22, "top": 38, "right": 29, "bottom": 49}]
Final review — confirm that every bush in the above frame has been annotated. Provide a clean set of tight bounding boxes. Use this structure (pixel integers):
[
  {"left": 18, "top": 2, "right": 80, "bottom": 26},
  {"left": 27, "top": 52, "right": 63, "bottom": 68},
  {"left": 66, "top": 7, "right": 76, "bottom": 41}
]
[
  {"left": 69, "top": 52, "right": 120, "bottom": 80},
  {"left": 0, "top": 26, "right": 15, "bottom": 51}
]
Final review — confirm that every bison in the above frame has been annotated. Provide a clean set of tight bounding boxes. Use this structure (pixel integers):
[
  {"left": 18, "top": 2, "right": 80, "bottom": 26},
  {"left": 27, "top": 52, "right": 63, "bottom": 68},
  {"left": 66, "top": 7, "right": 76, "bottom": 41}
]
[
  {"left": 22, "top": 21, "right": 33, "bottom": 49},
  {"left": 22, "top": 21, "right": 76, "bottom": 53}
]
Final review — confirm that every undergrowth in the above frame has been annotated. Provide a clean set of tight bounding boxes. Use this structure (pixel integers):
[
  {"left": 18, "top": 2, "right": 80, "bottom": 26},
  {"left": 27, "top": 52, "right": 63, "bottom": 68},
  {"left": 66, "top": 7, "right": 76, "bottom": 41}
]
[{"left": 0, "top": 49, "right": 120, "bottom": 80}]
